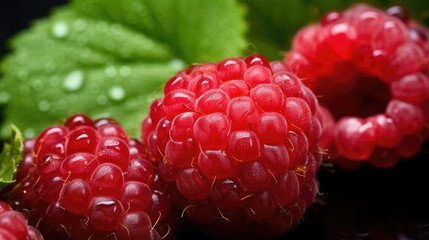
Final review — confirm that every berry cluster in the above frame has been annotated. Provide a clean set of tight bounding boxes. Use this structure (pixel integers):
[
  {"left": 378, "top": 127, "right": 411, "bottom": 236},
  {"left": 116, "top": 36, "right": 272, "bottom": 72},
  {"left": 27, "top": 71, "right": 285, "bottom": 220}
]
[
  {"left": 0, "top": 201, "right": 43, "bottom": 240},
  {"left": 142, "top": 55, "right": 322, "bottom": 239},
  {"left": 1, "top": 115, "right": 176, "bottom": 240},
  {"left": 1, "top": 3, "right": 429, "bottom": 240},
  {"left": 285, "top": 4, "right": 429, "bottom": 168}
]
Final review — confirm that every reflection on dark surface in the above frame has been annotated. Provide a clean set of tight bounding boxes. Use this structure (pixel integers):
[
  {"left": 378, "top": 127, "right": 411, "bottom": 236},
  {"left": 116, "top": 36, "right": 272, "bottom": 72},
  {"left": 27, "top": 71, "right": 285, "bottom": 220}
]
[
  {"left": 0, "top": 0, "right": 67, "bottom": 56},
  {"left": 287, "top": 144, "right": 429, "bottom": 240},
  {"left": 180, "top": 144, "right": 429, "bottom": 240}
]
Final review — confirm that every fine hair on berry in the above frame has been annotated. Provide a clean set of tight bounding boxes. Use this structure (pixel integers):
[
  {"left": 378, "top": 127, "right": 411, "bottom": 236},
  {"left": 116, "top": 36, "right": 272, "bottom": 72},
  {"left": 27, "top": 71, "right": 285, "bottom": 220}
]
[
  {"left": 142, "top": 54, "right": 322, "bottom": 239},
  {"left": 285, "top": 4, "right": 429, "bottom": 169},
  {"left": 0, "top": 114, "right": 178, "bottom": 240}
]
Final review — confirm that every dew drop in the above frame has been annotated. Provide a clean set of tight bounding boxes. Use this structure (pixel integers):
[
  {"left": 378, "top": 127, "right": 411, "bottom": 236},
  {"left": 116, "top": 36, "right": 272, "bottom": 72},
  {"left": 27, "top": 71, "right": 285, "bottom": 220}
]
[
  {"left": 76, "top": 36, "right": 88, "bottom": 46},
  {"left": 32, "top": 79, "right": 44, "bottom": 91},
  {"left": 24, "top": 128, "right": 36, "bottom": 138},
  {"left": 119, "top": 66, "right": 132, "bottom": 77},
  {"left": 131, "top": 1, "right": 144, "bottom": 12},
  {"left": 73, "top": 19, "right": 87, "bottom": 31},
  {"left": 108, "top": 86, "right": 125, "bottom": 101},
  {"left": 52, "top": 21, "right": 69, "bottom": 38},
  {"left": 0, "top": 92, "right": 10, "bottom": 104},
  {"left": 170, "top": 58, "right": 186, "bottom": 71},
  {"left": 49, "top": 76, "right": 61, "bottom": 87},
  {"left": 17, "top": 70, "right": 29, "bottom": 81},
  {"left": 105, "top": 66, "right": 117, "bottom": 78},
  {"left": 96, "top": 95, "right": 108, "bottom": 105},
  {"left": 44, "top": 61, "right": 56, "bottom": 72},
  {"left": 38, "top": 100, "right": 50, "bottom": 112},
  {"left": 96, "top": 21, "right": 108, "bottom": 32},
  {"left": 63, "top": 70, "right": 84, "bottom": 92},
  {"left": 16, "top": 52, "right": 27, "bottom": 64}
]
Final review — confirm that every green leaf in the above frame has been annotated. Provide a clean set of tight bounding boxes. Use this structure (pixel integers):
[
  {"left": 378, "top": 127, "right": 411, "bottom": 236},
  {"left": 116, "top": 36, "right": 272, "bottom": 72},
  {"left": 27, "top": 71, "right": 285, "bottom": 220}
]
[
  {"left": 0, "top": 0, "right": 246, "bottom": 138},
  {"left": 0, "top": 125, "right": 24, "bottom": 190},
  {"left": 71, "top": 0, "right": 247, "bottom": 63}
]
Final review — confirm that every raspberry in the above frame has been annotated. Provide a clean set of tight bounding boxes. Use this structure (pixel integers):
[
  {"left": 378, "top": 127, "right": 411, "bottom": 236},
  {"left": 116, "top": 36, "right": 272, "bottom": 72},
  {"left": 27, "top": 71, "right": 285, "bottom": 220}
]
[
  {"left": 0, "top": 114, "right": 177, "bottom": 240},
  {"left": 0, "top": 201, "right": 43, "bottom": 240},
  {"left": 285, "top": 4, "right": 429, "bottom": 168},
  {"left": 142, "top": 55, "right": 322, "bottom": 239}
]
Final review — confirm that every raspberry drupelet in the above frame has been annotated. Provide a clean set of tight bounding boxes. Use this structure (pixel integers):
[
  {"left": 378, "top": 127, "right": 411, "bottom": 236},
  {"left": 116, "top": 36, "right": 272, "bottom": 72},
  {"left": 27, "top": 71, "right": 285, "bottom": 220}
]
[
  {"left": 0, "top": 114, "right": 177, "bottom": 240},
  {"left": 0, "top": 201, "right": 43, "bottom": 240},
  {"left": 142, "top": 54, "right": 322, "bottom": 239},
  {"left": 285, "top": 4, "right": 429, "bottom": 168}
]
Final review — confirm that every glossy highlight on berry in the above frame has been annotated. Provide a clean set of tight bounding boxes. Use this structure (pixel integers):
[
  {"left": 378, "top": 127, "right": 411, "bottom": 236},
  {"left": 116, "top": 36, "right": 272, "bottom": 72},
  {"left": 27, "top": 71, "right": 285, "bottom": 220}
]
[
  {"left": 142, "top": 54, "right": 322, "bottom": 239},
  {"left": 0, "top": 201, "right": 43, "bottom": 240},
  {"left": 0, "top": 114, "right": 178, "bottom": 240},
  {"left": 285, "top": 4, "right": 429, "bottom": 168}
]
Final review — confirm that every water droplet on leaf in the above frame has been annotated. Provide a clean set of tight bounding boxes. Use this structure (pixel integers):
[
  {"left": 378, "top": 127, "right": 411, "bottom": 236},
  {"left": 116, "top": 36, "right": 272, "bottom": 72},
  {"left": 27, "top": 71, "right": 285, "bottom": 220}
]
[
  {"left": 97, "top": 95, "right": 108, "bottom": 105},
  {"left": 105, "top": 66, "right": 117, "bottom": 78},
  {"left": 0, "top": 92, "right": 10, "bottom": 104},
  {"left": 32, "top": 79, "right": 44, "bottom": 91},
  {"left": 96, "top": 21, "right": 108, "bottom": 32},
  {"left": 38, "top": 100, "right": 50, "bottom": 112},
  {"left": 119, "top": 66, "right": 132, "bottom": 77},
  {"left": 73, "top": 19, "right": 87, "bottom": 31},
  {"left": 76, "top": 36, "right": 88, "bottom": 46},
  {"left": 17, "top": 70, "right": 29, "bottom": 81},
  {"left": 44, "top": 61, "right": 56, "bottom": 72},
  {"left": 63, "top": 70, "right": 84, "bottom": 92},
  {"left": 108, "top": 86, "right": 125, "bottom": 101},
  {"left": 52, "top": 21, "right": 69, "bottom": 38},
  {"left": 16, "top": 52, "right": 27, "bottom": 64}
]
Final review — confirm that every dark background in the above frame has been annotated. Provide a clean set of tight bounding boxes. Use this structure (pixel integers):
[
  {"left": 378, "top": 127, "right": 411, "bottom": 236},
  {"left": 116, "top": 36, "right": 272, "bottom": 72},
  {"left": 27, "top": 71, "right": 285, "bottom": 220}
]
[
  {"left": 2, "top": 1, "right": 429, "bottom": 240},
  {"left": 0, "top": 0, "right": 66, "bottom": 56}
]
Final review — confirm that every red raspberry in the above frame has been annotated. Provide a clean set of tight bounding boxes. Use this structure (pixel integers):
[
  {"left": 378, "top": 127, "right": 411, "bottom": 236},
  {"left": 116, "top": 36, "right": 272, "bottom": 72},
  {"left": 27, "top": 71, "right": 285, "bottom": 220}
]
[
  {"left": 0, "top": 114, "right": 177, "bottom": 240},
  {"left": 142, "top": 55, "right": 322, "bottom": 239},
  {"left": 0, "top": 201, "right": 43, "bottom": 240},
  {"left": 285, "top": 4, "right": 429, "bottom": 168}
]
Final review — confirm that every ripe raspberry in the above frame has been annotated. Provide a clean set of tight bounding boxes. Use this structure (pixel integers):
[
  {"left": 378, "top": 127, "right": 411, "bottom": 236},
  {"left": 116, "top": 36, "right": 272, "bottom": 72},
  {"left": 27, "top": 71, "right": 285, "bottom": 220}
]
[
  {"left": 285, "top": 4, "right": 429, "bottom": 168},
  {"left": 0, "top": 114, "right": 177, "bottom": 240},
  {"left": 0, "top": 201, "right": 43, "bottom": 240},
  {"left": 142, "top": 55, "right": 322, "bottom": 239}
]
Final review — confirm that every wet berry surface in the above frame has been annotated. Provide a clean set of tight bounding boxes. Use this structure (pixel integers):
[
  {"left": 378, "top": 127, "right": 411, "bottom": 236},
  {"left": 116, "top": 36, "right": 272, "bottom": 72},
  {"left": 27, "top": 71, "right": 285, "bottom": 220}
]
[
  {"left": 286, "top": 4, "right": 429, "bottom": 167},
  {"left": 176, "top": 146, "right": 429, "bottom": 239},
  {"left": 2, "top": 1, "right": 429, "bottom": 240}
]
